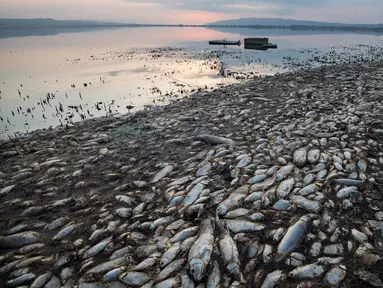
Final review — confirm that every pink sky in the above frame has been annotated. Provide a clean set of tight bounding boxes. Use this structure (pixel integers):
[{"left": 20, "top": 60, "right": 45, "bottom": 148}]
[{"left": 0, "top": 0, "right": 382, "bottom": 24}]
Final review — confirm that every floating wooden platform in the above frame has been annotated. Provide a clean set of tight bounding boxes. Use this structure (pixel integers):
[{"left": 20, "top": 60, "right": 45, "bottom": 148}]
[
  {"left": 209, "top": 39, "right": 241, "bottom": 46},
  {"left": 244, "top": 38, "right": 278, "bottom": 50}
]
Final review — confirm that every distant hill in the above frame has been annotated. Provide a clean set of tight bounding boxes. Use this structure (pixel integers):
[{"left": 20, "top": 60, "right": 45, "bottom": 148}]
[
  {"left": 207, "top": 17, "right": 383, "bottom": 28},
  {"left": 0, "top": 18, "right": 136, "bottom": 28}
]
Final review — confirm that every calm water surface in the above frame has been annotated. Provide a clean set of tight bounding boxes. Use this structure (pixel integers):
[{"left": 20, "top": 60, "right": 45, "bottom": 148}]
[{"left": 0, "top": 27, "right": 382, "bottom": 139}]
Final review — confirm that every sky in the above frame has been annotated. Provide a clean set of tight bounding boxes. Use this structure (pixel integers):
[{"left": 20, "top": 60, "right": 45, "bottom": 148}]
[{"left": 0, "top": 0, "right": 382, "bottom": 25}]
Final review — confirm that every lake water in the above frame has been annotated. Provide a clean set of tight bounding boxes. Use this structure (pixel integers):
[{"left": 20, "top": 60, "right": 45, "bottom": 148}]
[{"left": 1, "top": 26, "right": 383, "bottom": 139}]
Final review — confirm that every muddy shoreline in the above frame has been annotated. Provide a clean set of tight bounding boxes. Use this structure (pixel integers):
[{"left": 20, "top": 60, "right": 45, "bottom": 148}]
[{"left": 1, "top": 61, "right": 383, "bottom": 287}]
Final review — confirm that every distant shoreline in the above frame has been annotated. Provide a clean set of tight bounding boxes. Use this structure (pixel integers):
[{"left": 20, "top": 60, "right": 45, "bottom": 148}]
[{"left": 2, "top": 24, "right": 383, "bottom": 32}]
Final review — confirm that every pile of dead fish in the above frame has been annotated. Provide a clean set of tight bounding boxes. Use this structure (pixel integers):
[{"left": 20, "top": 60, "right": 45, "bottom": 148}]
[{"left": 0, "top": 61, "right": 383, "bottom": 288}]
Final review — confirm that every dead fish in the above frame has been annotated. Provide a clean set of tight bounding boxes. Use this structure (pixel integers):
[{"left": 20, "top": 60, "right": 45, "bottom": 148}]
[
  {"left": 30, "top": 272, "right": 52, "bottom": 288},
  {"left": 161, "top": 241, "right": 181, "bottom": 267},
  {"left": 135, "top": 244, "right": 158, "bottom": 258},
  {"left": 181, "top": 183, "right": 204, "bottom": 207},
  {"left": 332, "top": 179, "right": 364, "bottom": 186},
  {"left": 276, "top": 165, "right": 294, "bottom": 182},
  {"left": 206, "top": 260, "right": 221, "bottom": 288},
  {"left": 289, "top": 263, "right": 326, "bottom": 280},
  {"left": 248, "top": 174, "right": 267, "bottom": 184},
  {"left": 275, "top": 214, "right": 316, "bottom": 262},
  {"left": 119, "top": 272, "right": 151, "bottom": 287},
  {"left": 155, "top": 258, "right": 185, "bottom": 283},
  {"left": 110, "top": 247, "right": 131, "bottom": 261},
  {"left": 260, "top": 270, "right": 285, "bottom": 288},
  {"left": 193, "top": 134, "right": 235, "bottom": 146},
  {"left": 290, "top": 196, "right": 323, "bottom": 213},
  {"left": 294, "top": 147, "right": 307, "bottom": 167},
  {"left": 7, "top": 273, "right": 35, "bottom": 287},
  {"left": 171, "top": 226, "right": 199, "bottom": 243},
  {"left": 151, "top": 216, "right": 173, "bottom": 231},
  {"left": 225, "top": 208, "right": 249, "bottom": 218},
  {"left": 133, "top": 253, "right": 161, "bottom": 271},
  {"left": 116, "top": 195, "right": 135, "bottom": 206},
  {"left": 0, "top": 231, "right": 40, "bottom": 248},
  {"left": 154, "top": 276, "right": 181, "bottom": 288},
  {"left": 82, "top": 236, "right": 112, "bottom": 259},
  {"left": 103, "top": 267, "right": 126, "bottom": 282},
  {"left": 116, "top": 208, "right": 132, "bottom": 218},
  {"left": 357, "top": 159, "right": 367, "bottom": 172},
  {"left": 12, "top": 172, "right": 32, "bottom": 181},
  {"left": 276, "top": 178, "right": 295, "bottom": 199},
  {"left": 297, "top": 184, "right": 318, "bottom": 196},
  {"left": 85, "top": 256, "right": 131, "bottom": 275},
  {"left": 225, "top": 219, "right": 265, "bottom": 233},
  {"left": 354, "top": 269, "right": 383, "bottom": 287},
  {"left": 0, "top": 184, "right": 15, "bottom": 195},
  {"left": 237, "top": 155, "right": 251, "bottom": 168},
  {"left": 307, "top": 149, "right": 320, "bottom": 164},
  {"left": 245, "top": 192, "right": 264, "bottom": 203},
  {"left": 181, "top": 274, "right": 195, "bottom": 288},
  {"left": 168, "top": 176, "right": 192, "bottom": 186},
  {"left": 152, "top": 165, "right": 173, "bottom": 183},
  {"left": 336, "top": 186, "right": 359, "bottom": 199},
  {"left": 166, "top": 219, "right": 186, "bottom": 231},
  {"left": 216, "top": 185, "right": 249, "bottom": 215},
  {"left": 52, "top": 224, "right": 76, "bottom": 241},
  {"left": 323, "top": 265, "right": 346, "bottom": 287},
  {"left": 196, "top": 163, "right": 211, "bottom": 177},
  {"left": 217, "top": 219, "right": 241, "bottom": 281},
  {"left": 188, "top": 219, "right": 215, "bottom": 282}
]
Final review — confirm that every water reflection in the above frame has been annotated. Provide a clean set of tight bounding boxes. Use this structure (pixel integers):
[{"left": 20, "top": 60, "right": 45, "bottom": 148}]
[{"left": 0, "top": 27, "right": 382, "bottom": 139}]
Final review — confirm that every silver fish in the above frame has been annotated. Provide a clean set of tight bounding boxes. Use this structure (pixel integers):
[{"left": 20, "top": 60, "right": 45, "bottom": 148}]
[
  {"left": 85, "top": 256, "right": 131, "bottom": 274},
  {"left": 217, "top": 219, "right": 241, "bottom": 281},
  {"left": 260, "top": 270, "right": 285, "bottom": 288},
  {"left": 307, "top": 149, "right": 320, "bottom": 164},
  {"left": 289, "top": 263, "right": 326, "bottom": 280},
  {"left": 275, "top": 214, "right": 316, "bottom": 262},
  {"left": 193, "top": 134, "right": 235, "bottom": 146},
  {"left": 155, "top": 258, "right": 186, "bottom": 283},
  {"left": 119, "top": 272, "right": 151, "bottom": 287},
  {"left": 0, "top": 231, "right": 40, "bottom": 248},
  {"left": 171, "top": 226, "right": 199, "bottom": 243},
  {"left": 290, "top": 196, "right": 323, "bottom": 213},
  {"left": 152, "top": 165, "right": 173, "bottom": 183},
  {"left": 52, "top": 224, "right": 75, "bottom": 241},
  {"left": 225, "top": 219, "right": 265, "bottom": 233},
  {"left": 161, "top": 241, "right": 181, "bottom": 267},
  {"left": 30, "top": 272, "right": 52, "bottom": 288},
  {"left": 206, "top": 260, "right": 221, "bottom": 288},
  {"left": 323, "top": 266, "right": 346, "bottom": 287},
  {"left": 82, "top": 236, "right": 112, "bottom": 259},
  {"left": 336, "top": 186, "right": 359, "bottom": 199},
  {"left": 103, "top": 267, "right": 126, "bottom": 282},
  {"left": 154, "top": 276, "right": 181, "bottom": 288},
  {"left": 188, "top": 219, "right": 215, "bottom": 282},
  {"left": 181, "top": 183, "right": 204, "bottom": 207},
  {"left": 293, "top": 148, "right": 307, "bottom": 167},
  {"left": 276, "top": 178, "right": 295, "bottom": 199},
  {"left": 181, "top": 274, "right": 195, "bottom": 288}
]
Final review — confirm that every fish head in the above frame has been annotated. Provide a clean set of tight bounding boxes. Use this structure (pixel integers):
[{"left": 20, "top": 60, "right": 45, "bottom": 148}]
[
  {"left": 216, "top": 204, "right": 227, "bottom": 216},
  {"left": 301, "top": 214, "right": 318, "bottom": 222},
  {"left": 276, "top": 173, "right": 284, "bottom": 182},
  {"left": 189, "top": 258, "right": 205, "bottom": 282},
  {"left": 227, "top": 263, "right": 241, "bottom": 280}
]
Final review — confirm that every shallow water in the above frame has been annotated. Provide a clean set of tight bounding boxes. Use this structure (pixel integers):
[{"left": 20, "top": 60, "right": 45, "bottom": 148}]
[{"left": 0, "top": 26, "right": 382, "bottom": 139}]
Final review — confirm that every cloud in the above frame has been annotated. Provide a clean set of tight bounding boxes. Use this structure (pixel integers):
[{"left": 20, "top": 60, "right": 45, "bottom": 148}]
[{"left": 121, "top": 0, "right": 327, "bottom": 14}]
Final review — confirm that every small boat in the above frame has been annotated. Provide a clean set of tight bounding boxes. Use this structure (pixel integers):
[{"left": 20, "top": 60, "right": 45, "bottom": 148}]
[
  {"left": 262, "top": 43, "right": 278, "bottom": 49},
  {"left": 209, "top": 38, "right": 241, "bottom": 46}
]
